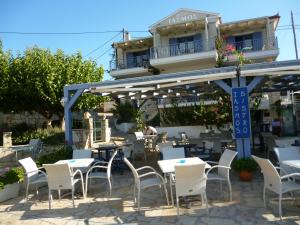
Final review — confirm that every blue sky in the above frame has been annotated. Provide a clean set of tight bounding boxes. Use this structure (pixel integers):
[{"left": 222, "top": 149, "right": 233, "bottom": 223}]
[{"left": 0, "top": 0, "right": 299, "bottom": 80}]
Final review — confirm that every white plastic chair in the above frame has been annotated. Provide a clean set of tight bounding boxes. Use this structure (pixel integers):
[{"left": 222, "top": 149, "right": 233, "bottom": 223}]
[
  {"left": 162, "top": 147, "right": 185, "bottom": 160},
  {"left": 252, "top": 155, "right": 300, "bottom": 220},
  {"left": 205, "top": 149, "right": 237, "bottom": 201},
  {"left": 73, "top": 149, "right": 92, "bottom": 159},
  {"left": 85, "top": 150, "right": 118, "bottom": 196},
  {"left": 273, "top": 147, "right": 300, "bottom": 176},
  {"left": 124, "top": 157, "right": 169, "bottom": 210},
  {"left": 43, "top": 163, "right": 85, "bottom": 209},
  {"left": 19, "top": 157, "right": 47, "bottom": 201},
  {"left": 174, "top": 163, "right": 208, "bottom": 215},
  {"left": 132, "top": 140, "right": 147, "bottom": 161}
]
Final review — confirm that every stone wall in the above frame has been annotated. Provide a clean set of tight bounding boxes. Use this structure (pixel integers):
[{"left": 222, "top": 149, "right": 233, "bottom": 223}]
[{"left": 0, "top": 111, "right": 58, "bottom": 130}]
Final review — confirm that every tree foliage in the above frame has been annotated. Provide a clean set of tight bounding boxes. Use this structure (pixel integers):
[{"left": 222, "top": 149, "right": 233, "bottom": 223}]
[{"left": 0, "top": 41, "right": 105, "bottom": 126}]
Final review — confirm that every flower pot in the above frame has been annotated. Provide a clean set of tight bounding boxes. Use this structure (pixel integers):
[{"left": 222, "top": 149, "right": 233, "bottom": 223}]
[
  {"left": 0, "top": 182, "right": 20, "bottom": 202},
  {"left": 238, "top": 170, "right": 253, "bottom": 181}
]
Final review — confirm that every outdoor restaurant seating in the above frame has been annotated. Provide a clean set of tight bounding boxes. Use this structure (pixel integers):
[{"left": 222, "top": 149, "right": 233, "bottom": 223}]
[
  {"left": 205, "top": 149, "right": 237, "bottom": 201},
  {"left": 252, "top": 155, "right": 300, "bottom": 220},
  {"left": 18, "top": 157, "right": 48, "bottom": 201},
  {"left": 174, "top": 163, "right": 209, "bottom": 215},
  {"left": 85, "top": 150, "right": 118, "bottom": 196},
  {"left": 43, "top": 163, "right": 85, "bottom": 209},
  {"left": 189, "top": 139, "right": 213, "bottom": 160},
  {"left": 132, "top": 140, "right": 147, "bottom": 161},
  {"left": 124, "top": 157, "right": 169, "bottom": 210}
]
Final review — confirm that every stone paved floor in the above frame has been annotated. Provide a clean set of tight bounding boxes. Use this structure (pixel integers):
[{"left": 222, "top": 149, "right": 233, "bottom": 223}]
[{"left": 0, "top": 167, "right": 300, "bottom": 225}]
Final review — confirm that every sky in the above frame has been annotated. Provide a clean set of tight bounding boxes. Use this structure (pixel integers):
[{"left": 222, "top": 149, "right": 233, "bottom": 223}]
[{"left": 0, "top": 0, "right": 299, "bottom": 81}]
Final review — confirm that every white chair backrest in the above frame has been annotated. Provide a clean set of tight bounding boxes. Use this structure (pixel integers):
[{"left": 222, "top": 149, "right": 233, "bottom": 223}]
[
  {"left": 134, "top": 132, "right": 144, "bottom": 140},
  {"left": 19, "top": 157, "right": 39, "bottom": 178},
  {"left": 273, "top": 147, "right": 300, "bottom": 162},
  {"left": 157, "top": 142, "right": 173, "bottom": 151},
  {"left": 175, "top": 163, "right": 206, "bottom": 197},
  {"left": 73, "top": 149, "right": 92, "bottom": 159},
  {"left": 162, "top": 147, "right": 185, "bottom": 160},
  {"left": 107, "top": 150, "right": 118, "bottom": 178},
  {"left": 252, "top": 155, "right": 281, "bottom": 193},
  {"left": 123, "top": 158, "right": 140, "bottom": 186},
  {"left": 133, "top": 140, "right": 145, "bottom": 153},
  {"left": 43, "top": 163, "right": 73, "bottom": 190},
  {"left": 218, "top": 149, "right": 237, "bottom": 178}
]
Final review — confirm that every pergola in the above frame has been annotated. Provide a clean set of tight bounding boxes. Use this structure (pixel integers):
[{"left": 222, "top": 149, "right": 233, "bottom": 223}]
[{"left": 63, "top": 60, "right": 300, "bottom": 157}]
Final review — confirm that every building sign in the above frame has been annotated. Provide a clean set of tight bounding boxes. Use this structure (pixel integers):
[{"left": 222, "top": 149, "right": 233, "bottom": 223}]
[
  {"left": 168, "top": 14, "right": 197, "bottom": 25},
  {"left": 232, "top": 87, "right": 251, "bottom": 139}
]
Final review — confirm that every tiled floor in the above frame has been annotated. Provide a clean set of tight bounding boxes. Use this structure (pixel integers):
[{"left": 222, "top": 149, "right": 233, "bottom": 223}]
[{"left": 0, "top": 164, "right": 299, "bottom": 225}]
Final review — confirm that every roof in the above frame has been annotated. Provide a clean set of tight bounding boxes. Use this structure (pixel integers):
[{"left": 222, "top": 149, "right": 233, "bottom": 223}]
[
  {"left": 65, "top": 60, "right": 300, "bottom": 96},
  {"left": 149, "top": 8, "right": 219, "bottom": 30}
]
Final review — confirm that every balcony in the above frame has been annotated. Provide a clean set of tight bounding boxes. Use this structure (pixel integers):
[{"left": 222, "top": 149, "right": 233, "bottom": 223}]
[
  {"left": 149, "top": 39, "right": 217, "bottom": 70},
  {"left": 226, "top": 36, "right": 279, "bottom": 62},
  {"left": 110, "top": 56, "right": 151, "bottom": 78}
]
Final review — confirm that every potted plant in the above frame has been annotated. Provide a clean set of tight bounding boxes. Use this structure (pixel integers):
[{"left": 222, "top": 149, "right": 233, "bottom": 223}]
[
  {"left": 232, "top": 157, "right": 257, "bottom": 181},
  {"left": 0, "top": 167, "right": 24, "bottom": 202}
]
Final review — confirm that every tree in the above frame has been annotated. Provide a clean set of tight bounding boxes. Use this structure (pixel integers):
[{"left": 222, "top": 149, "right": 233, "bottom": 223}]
[{"left": 0, "top": 42, "right": 106, "bottom": 127}]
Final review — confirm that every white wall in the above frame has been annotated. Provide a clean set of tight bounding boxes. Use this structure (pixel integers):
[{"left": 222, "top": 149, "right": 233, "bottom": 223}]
[{"left": 156, "top": 124, "right": 231, "bottom": 139}]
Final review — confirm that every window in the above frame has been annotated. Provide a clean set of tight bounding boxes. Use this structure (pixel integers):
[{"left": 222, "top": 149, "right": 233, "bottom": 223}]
[
  {"left": 227, "top": 32, "right": 263, "bottom": 52},
  {"left": 126, "top": 50, "right": 149, "bottom": 68},
  {"left": 93, "top": 118, "right": 102, "bottom": 142}
]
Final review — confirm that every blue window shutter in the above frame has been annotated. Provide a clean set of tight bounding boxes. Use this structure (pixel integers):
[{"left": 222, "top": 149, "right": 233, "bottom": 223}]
[
  {"left": 253, "top": 32, "right": 263, "bottom": 51},
  {"left": 169, "top": 38, "right": 177, "bottom": 56},
  {"left": 194, "top": 33, "right": 202, "bottom": 52},
  {"left": 126, "top": 52, "right": 134, "bottom": 68},
  {"left": 226, "top": 36, "right": 235, "bottom": 45}
]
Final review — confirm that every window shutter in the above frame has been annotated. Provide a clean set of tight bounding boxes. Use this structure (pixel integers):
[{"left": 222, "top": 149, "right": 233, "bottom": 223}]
[
  {"left": 169, "top": 38, "right": 177, "bottom": 56},
  {"left": 126, "top": 52, "right": 134, "bottom": 68},
  {"left": 253, "top": 32, "right": 263, "bottom": 51},
  {"left": 194, "top": 34, "right": 202, "bottom": 52}
]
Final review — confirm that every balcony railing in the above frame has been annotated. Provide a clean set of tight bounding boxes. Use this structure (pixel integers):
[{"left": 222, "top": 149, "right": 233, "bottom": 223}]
[
  {"left": 110, "top": 56, "right": 150, "bottom": 71},
  {"left": 226, "top": 36, "right": 278, "bottom": 53},
  {"left": 150, "top": 39, "right": 216, "bottom": 59}
]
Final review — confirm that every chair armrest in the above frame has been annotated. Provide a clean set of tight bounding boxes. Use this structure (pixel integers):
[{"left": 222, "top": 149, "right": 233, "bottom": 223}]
[
  {"left": 73, "top": 169, "right": 84, "bottom": 180},
  {"left": 136, "top": 166, "right": 157, "bottom": 173},
  {"left": 86, "top": 165, "right": 108, "bottom": 175},
  {"left": 205, "top": 165, "right": 231, "bottom": 175},
  {"left": 206, "top": 161, "right": 219, "bottom": 165},
  {"left": 37, "top": 169, "right": 47, "bottom": 177},
  {"left": 275, "top": 166, "right": 288, "bottom": 175},
  {"left": 139, "top": 171, "right": 166, "bottom": 183},
  {"left": 93, "top": 160, "right": 109, "bottom": 166},
  {"left": 281, "top": 173, "right": 300, "bottom": 180}
]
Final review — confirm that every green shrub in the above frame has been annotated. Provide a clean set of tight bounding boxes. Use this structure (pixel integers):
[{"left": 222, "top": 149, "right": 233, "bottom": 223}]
[
  {"left": 13, "top": 127, "right": 64, "bottom": 145},
  {"left": 0, "top": 167, "right": 25, "bottom": 190},
  {"left": 232, "top": 157, "right": 257, "bottom": 172},
  {"left": 36, "top": 145, "right": 72, "bottom": 167}
]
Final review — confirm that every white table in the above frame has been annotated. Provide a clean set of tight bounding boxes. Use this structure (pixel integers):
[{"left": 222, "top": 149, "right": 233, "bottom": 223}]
[
  {"left": 55, "top": 158, "right": 94, "bottom": 172},
  {"left": 282, "top": 160, "right": 300, "bottom": 169},
  {"left": 158, "top": 157, "right": 211, "bottom": 174},
  {"left": 158, "top": 157, "right": 211, "bottom": 206},
  {"left": 1, "top": 145, "right": 33, "bottom": 162}
]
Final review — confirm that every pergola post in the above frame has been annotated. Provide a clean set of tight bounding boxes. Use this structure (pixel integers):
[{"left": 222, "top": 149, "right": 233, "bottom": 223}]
[
  {"left": 64, "top": 87, "right": 84, "bottom": 146},
  {"left": 215, "top": 76, "right": 263, "bottom": 158}
]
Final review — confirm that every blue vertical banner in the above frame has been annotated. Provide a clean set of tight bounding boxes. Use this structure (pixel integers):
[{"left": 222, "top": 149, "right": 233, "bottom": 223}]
[{"left": 232, "top": 87, "right": 251, "bottom": 139}]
